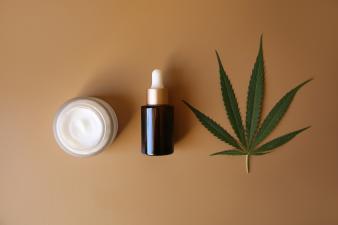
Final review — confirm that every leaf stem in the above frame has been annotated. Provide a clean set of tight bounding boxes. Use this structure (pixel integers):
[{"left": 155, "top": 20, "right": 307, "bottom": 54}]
[{"left": 246, "top": 155, "right": 250, "bottom": 173}]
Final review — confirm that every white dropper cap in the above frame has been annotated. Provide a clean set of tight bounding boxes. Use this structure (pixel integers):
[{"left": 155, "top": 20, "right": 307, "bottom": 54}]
[
  {"left": 147, "top": 69, "right": 168, "bottom": 105},
  {"left": 151, "top": 69, "right": 164, "bottom": 88}
]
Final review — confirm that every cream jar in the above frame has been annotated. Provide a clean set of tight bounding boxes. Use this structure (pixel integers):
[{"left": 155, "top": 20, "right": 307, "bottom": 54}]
[{"left": 53, "top": 97, "right": 118, "bottom": 157}]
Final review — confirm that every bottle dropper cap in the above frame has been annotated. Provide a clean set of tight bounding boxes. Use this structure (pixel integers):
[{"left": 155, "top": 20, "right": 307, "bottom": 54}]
[{"left": 147, "top": 69, "right": 168, "bottom": 105}]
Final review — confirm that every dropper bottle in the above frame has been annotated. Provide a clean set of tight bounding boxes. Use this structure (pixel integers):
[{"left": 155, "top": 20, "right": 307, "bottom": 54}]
[{"left": 141, "top": 69, "right": 174, "bottom": 155}]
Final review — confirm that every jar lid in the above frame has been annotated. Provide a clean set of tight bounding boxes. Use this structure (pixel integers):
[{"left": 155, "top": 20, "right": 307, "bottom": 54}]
[{"left": 53, "top": 97, "right": 118, "bottom": 157}]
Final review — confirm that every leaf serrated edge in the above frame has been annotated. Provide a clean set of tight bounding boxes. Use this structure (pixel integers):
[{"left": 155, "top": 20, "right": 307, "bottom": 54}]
[
  {"left": 216, "top": 51, "right": 247, "bottom": 147},
  {"left": 253, "top": 126, "right": 311, "bottom": 154},
  {"left": 210, "top": 149, "right": 246, "bottom": 156},
  {"left": 183, "top": 100, "right": 241, "bottom": 149},
  {"left": 253, "top": 79, "right": 313, "bottom": 147},
  {"left": 245, "top": 35, "right": 265, "bottom": 148}
]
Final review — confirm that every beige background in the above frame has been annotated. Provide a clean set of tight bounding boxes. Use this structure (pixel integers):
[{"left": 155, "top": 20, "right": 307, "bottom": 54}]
[{"left": 1, "top": 0, "right": 338, "bottom": 224}]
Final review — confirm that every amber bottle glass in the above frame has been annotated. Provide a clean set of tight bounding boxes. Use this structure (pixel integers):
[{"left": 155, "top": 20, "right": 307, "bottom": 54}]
[{"left": 141, "top": 70, "right": 174, "bottom": 156}]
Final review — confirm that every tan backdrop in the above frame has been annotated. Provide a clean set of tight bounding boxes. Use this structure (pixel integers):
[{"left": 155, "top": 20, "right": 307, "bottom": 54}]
[{"left": 1, "top": 0, "right": 338, "bottom": 224}]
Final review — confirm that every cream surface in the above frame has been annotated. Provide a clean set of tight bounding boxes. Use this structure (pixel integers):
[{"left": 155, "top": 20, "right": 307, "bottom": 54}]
[{"left": 59, "top": 106, "right": 104, "bottom": 150}]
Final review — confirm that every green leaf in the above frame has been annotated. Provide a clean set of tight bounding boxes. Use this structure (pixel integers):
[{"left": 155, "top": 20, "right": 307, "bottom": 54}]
[
  {"left": 253, "top": 126, "right": 310, "bottom": 154},
  {"left": 183, "top": 100, "right": 240, "bottom": 149},
  {"left": 253, "top": 79, "right": 312, "bottom": 146},
  {"left": 210, "top": 149, "right": 246, "bottom": 156},
  {"left": 246, "top": 35, "right": 265, "bottom": 147},
  {"left": 251, "top": 151, "right": 270, "bottom": 156},
  {"left": 216, "top": 51, "right": 246, "bottom": 147}
]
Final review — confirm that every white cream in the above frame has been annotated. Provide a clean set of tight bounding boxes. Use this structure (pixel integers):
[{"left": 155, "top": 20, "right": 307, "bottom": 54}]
[{"left": 54, "top": 97, "right": 118, "bottom": 157}]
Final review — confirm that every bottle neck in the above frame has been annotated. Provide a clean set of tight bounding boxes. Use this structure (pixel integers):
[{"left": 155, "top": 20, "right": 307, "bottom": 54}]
[{"left": 147, "top": 88, "right": 168, "bottom": 105}]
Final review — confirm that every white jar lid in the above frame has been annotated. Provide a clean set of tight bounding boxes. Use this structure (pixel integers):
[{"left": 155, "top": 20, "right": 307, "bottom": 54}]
[{"left": 53, "top": 97, "right": 118, "bottom": 157}]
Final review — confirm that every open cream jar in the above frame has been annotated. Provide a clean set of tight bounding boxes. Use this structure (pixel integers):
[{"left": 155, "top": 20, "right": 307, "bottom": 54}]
[{"left": 53, "top": 97, "right": 118, "bottom": 157}]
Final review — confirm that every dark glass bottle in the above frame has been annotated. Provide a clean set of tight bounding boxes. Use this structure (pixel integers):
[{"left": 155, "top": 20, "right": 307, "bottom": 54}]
[
  {"left": 141, "top": 69, "right": 174, "bottom": 156},
  {"left": 141, "top": 104, "right": 174, "bottom": 155}
]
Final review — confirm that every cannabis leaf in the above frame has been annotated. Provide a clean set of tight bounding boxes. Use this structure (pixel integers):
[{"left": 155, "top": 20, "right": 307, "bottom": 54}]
[{"left": 183, "top": 36, "right": 311, "bottom": 173}]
